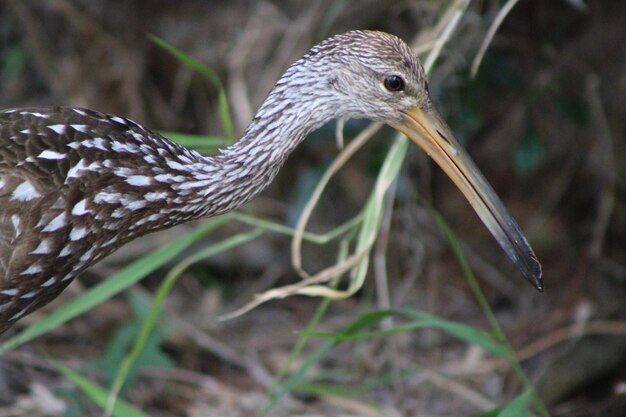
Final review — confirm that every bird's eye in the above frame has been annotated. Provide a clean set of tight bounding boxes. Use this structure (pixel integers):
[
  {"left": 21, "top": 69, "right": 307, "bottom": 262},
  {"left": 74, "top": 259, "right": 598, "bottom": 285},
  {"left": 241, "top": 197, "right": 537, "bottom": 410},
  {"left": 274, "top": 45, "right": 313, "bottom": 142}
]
[{"left": 384, "top": 75, "right": 405, "bottom": 92}]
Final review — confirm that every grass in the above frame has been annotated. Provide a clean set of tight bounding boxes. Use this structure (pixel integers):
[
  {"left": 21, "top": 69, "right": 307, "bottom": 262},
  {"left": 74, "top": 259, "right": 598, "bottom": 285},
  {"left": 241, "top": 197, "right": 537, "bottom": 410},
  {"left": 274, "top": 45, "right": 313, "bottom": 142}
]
[{"left": 0, "top": 1, "right": 550, "bottom": 416}]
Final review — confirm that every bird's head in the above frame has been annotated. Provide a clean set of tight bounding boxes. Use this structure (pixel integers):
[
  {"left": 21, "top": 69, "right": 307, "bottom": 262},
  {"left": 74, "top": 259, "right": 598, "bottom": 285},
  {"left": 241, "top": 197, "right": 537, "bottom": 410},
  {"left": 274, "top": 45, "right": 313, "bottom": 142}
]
[
  {"left": 301, "top": 30, "right": 430, "bottom": 124},
  {"left": 296, "top": 30, "right": 543, "bottom": 290}
]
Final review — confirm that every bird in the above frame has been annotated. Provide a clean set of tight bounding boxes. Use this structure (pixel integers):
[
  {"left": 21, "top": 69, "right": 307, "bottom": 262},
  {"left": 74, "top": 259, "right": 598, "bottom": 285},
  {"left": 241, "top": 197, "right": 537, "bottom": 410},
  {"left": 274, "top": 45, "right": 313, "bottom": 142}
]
[{"left": 0, "top": 30, "right": 542, "bottom": 334}]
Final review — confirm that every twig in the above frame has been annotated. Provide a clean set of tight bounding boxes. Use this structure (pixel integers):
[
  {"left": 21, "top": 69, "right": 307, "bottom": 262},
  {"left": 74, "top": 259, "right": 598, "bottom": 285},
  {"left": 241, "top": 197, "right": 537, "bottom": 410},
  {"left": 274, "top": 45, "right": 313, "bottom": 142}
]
[
  {"left": 132, "top": 285, "right": 276, "bottom": 388},
  {"left": 227, "top": 2, "right": 286, "bottom": 131},
  {"left": 423, "top": 0, "right": 470, "bottom": 73},
  {"left": 374, "top": 181, "right": 397, "bottom": 328},
  {"left": 470, "top": 0, "right": 522, "bottom": 78},
  {"left": 585, "top": 74, "right": 615, "bottom": 260},
  {"left": 443, "top": 319, "right": 626, "bottom": 377},
  {"left": 291, "top": 122, "right": 383, "bottom": 278},
  {"left": 420, "top": 369, "right": 497, "bottom": 409}
]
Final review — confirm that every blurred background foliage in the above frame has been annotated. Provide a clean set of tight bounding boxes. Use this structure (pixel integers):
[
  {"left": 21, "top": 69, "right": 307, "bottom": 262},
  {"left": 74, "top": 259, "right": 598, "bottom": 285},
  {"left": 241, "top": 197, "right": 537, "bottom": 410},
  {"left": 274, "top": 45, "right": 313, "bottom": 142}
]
[{"left": 0, "top": 0, "right": 625, "bottom": 416}]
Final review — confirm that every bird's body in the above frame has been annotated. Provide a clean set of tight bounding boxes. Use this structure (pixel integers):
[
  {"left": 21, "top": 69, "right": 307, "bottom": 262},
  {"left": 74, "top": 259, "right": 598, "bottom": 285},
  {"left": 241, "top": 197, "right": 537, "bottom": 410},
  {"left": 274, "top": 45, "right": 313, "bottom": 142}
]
[
  {"left": 0, "top": 31, "right": 541, "bottom": 334},
  {"left": 0, "top": 107, "right": 266, "bottom": 330}
]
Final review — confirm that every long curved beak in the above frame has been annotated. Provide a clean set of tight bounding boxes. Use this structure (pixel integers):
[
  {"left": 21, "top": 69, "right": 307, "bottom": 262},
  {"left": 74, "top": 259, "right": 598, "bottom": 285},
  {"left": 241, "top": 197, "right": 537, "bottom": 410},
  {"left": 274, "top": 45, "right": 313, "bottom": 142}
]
[{"left": 391, "top": 106, "right": 543, "bottom": 291}]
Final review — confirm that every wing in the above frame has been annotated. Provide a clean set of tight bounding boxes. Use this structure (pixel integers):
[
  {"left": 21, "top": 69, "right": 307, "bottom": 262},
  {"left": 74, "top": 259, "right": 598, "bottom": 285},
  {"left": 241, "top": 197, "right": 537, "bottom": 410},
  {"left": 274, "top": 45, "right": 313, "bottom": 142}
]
[{"left": 0, "top": 107, "right": 183, "bottom": 332}]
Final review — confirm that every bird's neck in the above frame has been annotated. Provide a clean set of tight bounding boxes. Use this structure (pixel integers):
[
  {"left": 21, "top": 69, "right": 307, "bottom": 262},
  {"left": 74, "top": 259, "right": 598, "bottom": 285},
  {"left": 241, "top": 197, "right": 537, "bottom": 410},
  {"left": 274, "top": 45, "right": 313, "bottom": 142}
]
[{"left": 168, "top": 74, "right": 338, "bottom": 219}]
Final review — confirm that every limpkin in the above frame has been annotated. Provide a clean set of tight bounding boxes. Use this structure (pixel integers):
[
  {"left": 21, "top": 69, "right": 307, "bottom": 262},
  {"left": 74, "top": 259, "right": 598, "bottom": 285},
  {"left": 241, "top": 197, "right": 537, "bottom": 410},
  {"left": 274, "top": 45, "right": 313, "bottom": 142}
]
[{"left": 0, "top": 31, "right": 542, "bottom": 334}]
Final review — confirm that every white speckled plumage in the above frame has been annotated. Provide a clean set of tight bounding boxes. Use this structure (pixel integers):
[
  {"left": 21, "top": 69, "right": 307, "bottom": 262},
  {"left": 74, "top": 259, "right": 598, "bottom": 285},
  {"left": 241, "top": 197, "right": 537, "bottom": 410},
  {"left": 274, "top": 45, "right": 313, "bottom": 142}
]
[
  {"left": 0, "top": 30, "right": 542, "bottom": 333},
  {"left": 0, "top": 30, "right": 432, "bottom": 332}
]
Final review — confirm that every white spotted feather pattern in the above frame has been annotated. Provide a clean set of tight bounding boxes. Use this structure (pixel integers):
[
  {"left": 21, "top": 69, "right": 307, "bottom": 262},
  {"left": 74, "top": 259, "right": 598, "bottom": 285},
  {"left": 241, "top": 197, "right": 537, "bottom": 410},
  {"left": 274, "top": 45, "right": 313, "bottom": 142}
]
[{"left": 0, "top": 30, "right": 431, "bottom": 332}]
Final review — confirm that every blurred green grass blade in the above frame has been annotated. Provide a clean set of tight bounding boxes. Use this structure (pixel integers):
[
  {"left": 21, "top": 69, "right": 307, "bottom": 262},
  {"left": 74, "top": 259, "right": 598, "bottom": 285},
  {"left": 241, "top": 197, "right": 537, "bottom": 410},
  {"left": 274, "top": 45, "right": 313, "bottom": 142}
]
[
  {"left": 233, "top": 212, "right": 362, "bottom": 245},
  {"left": 259, "top": 339, "right": 334, "bottom": 417},
  {"left": 1, "top": 44, "right": 26, "bottom": 79},
  {"left": 302, "top": 310, "right": 394, "bottom": 341},
  {"left": 107, "top": 228, "right": 264, "bottom": 413},
  {"left": 260, "top": 309, "right": 394, "bottom": 417},
  {"left": 0, "top": 217, "right": 228, "bottom": 354},
  {"left": 318, "top": 0, "right": 353, "bottom": 37},
  {"left": 514, "top": 120, "right": 545, "bottom": 176},
  {"left": 468, "top": 408, "right": 503, "bottom": 417},
  {"left": 349, "top": 134, "right": 408, "bottom": 293},
  {"left": 263, "top": 241, "right": 349, "bottom": 415},
  {"left": 148, "top": 34, "right": 234, "bottom": 142},
  {"left": 431, "top": 211, "right": 550, "bottom": 416},
  {"left": 430, "top": 210, "right": 505, "bottom": 341},
  {"left": 339, "top": 309, "right": 395, "bottom": 334},
  {"left": 496, "top": 389, "right": 533, "bottom": 417},
  {"left": 49, "top": 359, "right": 151, "bottom": 417},
  {"left": 400, "top": 308, "right": 510, "bottom": 358},
  {"left": 295, "top": 382, "right": 359, "bottom": 397},
  {"left": 271, "top": 238, "right": 351, "bottom": 390},
  {"left": 305, "top": 309, "right": 508, "bottom": 358},
  {"left": 161, "top": 131, "right": 231, "bottom": 151},
  {"left": 357, "top": 366, "right": 423, "bottom": 391},
  {"left": 295, "top": 366, "right": 422, "bottom": 397},
  {"left": 94, "top": 292, "right": 173, "bottom": 393}
]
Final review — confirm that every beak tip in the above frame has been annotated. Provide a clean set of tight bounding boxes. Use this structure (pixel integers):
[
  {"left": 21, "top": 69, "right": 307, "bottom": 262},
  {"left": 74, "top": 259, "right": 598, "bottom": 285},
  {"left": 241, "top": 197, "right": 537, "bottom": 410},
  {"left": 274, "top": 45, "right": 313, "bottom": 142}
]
[
  {"left": 399, "top": 107, "right": 546, "bottom": 294},
  {"left": 527, "top": 262, "right": 543, "bottom": 292}
]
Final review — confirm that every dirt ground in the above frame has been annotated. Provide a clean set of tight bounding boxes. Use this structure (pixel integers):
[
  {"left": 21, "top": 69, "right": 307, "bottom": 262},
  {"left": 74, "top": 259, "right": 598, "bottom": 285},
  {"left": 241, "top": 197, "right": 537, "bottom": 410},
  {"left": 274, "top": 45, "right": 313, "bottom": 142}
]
[{"left": 1, "top": 1, "right": 625, "bottom": 416}]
